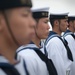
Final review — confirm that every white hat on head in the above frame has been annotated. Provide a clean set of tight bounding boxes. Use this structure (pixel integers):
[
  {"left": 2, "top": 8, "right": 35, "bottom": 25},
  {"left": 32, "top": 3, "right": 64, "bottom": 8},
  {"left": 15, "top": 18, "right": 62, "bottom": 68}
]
[
  {"left": 50, "top": 12, "right": 69, "bottom": 19},
  {"left": 31, "top": 7, "right": 50, "bottom": 19},
  {"left": 31, "top": 7, "right": 50, "bottom": 12}
]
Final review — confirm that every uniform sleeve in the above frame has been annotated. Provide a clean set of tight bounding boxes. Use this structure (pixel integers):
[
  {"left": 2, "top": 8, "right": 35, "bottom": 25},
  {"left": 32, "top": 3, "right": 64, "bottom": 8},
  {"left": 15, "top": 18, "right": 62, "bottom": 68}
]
[{"left": 46, "top": 40, "right": 66, "bottom": 75}]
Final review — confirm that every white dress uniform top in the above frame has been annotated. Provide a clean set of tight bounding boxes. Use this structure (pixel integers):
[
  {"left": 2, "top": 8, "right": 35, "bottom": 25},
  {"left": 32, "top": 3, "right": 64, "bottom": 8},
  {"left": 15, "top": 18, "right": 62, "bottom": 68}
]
[
  {"left": 0, "top": 55, "right": 26, "bottom": 75},
  {"left": 16, "top": 42, "right": 49, "bottom": 75},
  {"left": 63, "top": 30, "right": 75, "bottom": 75},
  {"left": 45, "top": 31, "right": 72, "bottom": 75}
]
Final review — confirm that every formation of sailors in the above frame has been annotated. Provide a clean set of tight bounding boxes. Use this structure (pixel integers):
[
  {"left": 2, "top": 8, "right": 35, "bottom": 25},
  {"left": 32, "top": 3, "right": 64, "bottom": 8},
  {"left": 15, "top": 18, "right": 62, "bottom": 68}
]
[{"left": 0, "top": 0, "right": 75, "bottom": 75}]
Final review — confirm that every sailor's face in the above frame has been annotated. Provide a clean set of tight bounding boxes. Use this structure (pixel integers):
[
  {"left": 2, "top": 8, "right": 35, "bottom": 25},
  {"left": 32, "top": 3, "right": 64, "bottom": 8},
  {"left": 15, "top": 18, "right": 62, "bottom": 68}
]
[
  {"left": 35, "top": 18, "right": 50, "bottom": 39},
  {"left": 59, "top": 19, "right": 68, "bottom": 32},
  {"left": 4, "top": 7, "right": 36, "bottom": 46}
]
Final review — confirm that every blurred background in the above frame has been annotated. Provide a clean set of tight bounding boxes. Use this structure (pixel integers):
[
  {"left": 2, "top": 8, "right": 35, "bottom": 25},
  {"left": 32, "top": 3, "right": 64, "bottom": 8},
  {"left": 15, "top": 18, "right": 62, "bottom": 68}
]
[
  {"left": 32, "top": 0, "right": 75, "bottom": 30},
  {"left": 32, "top": 0, "right": 75, "bottom": 14}
]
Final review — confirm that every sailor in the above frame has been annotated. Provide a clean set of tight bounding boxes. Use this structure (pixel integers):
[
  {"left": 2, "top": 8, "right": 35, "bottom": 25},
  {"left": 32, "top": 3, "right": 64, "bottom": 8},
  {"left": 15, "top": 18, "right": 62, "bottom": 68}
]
[
  {"left": 63, "top": 16, "right": 75, "bottom": 75},
  {"left": 31, "top": 7, "right": 50, "bottom": 52},
  {"left": 0, "top": 0, "right": 36, "bottom": 75},
  {"left": 45, "top": 12, "right": 73, "bottom": 75}
]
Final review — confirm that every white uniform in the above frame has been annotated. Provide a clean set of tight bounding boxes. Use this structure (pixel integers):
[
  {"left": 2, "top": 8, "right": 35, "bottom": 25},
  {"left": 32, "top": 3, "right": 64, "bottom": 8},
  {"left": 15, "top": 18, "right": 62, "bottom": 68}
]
[
  {"left": 0, "top": 55, "right": 26, "bottom": 75},
  {"left": 63, "top": 30, "right": 75, "bottom": 75},
  {"left": 16, "top": 43, "right": 49, "bottom": 75},
  {"left": 45, "top": 31, "right": 72, "bottom": 75}
]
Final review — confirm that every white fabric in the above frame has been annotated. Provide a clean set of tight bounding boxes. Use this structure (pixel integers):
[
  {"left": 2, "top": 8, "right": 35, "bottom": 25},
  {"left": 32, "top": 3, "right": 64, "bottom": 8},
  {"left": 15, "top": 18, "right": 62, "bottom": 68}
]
[
  {"left": 64, "top": 34, "right": 75, "bottom": 75},
  {"left": 17, "top": 44, "right": 49, "bottom": 75},
  {"left": 0, "top": 69, "right": 6, "bottom": 75},
  {"left": 46, "top": 37, "right": 72, "bottom": 75},
  {"left": 50, "top": 12, "right": 69, "bottom": 15},
  {"left": 40, "top": 40, "right": 45, "bottom": 54},
  {"left": 31, "top": 7, "right": 49, "bottom": 12},
  {"left": 0, "top": 56, "right": 26, "bottom": 75}
]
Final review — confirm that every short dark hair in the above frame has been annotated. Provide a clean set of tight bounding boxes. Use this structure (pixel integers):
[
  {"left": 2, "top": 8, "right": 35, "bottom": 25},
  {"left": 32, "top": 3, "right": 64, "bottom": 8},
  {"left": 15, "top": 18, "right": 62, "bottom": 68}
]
[
  {"left": 49, "top": 17, "right": 61, "bottom": 28},
  {"left": 49, "top": 18, "right": 55, "bottom": 27},
  {"left": 34, "top": 18, "right": 40, "bottom": 23},
  {"left": 49, "top": 18, "right": 59, "bottom": 28}
]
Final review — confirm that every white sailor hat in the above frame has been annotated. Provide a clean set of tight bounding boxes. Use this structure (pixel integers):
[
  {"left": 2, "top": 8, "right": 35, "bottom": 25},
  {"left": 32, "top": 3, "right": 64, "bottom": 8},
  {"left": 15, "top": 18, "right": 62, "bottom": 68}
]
[
  {"left": 31, "top": 7, "right": 50, "bottom": 19},
  {"left": 50, "top": 12, "right": 69, "bottom": 19}
]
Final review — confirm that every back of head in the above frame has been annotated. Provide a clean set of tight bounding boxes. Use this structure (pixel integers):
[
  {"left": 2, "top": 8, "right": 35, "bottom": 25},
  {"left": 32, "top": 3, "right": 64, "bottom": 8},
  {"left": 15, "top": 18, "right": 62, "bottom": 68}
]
[
  {"left": 49, "top": 12, "right": 69, "bottom": 28},
  {"left": 31, "top": 7, "right": 49, "bottom": 21}
]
